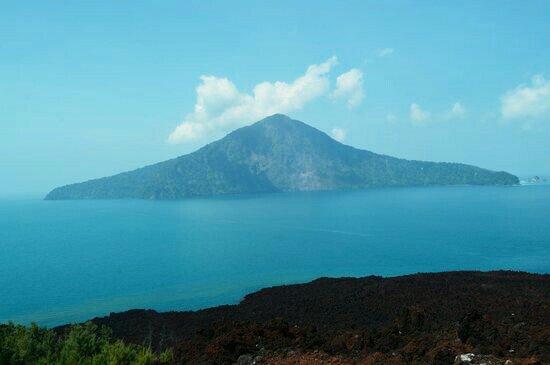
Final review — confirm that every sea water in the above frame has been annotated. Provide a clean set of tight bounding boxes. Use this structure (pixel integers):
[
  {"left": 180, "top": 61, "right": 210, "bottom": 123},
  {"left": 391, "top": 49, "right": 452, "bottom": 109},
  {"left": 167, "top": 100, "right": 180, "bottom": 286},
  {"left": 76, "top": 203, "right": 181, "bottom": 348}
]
[{"left": 1, "top": 185, "right": 549, "bottom": 326}]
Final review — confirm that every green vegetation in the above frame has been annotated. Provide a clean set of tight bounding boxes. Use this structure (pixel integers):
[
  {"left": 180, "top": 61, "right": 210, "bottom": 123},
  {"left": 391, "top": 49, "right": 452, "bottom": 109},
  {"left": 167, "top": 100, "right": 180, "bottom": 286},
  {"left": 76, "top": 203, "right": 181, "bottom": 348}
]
[
  {"left": 0, "top": 322, "right": 172, "bottom": 365},
  {"left": 45, "top": 114, "right": 519, "bottom": 200}
]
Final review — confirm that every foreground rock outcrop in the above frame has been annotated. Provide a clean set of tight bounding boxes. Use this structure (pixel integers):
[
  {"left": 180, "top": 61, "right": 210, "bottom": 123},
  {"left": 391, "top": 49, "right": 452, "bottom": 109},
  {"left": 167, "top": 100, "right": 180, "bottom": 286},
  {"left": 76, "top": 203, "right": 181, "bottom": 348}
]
[{"left": 79, "top": 271, "right": 549, "bottom": 364}]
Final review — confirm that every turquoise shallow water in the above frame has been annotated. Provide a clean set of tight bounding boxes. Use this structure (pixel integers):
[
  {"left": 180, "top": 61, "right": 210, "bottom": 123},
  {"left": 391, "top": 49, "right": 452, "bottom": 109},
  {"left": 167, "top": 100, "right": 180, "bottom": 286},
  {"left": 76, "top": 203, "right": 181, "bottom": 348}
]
[{"left": 1, "top": 185, "right": 549, "bottom": 326}]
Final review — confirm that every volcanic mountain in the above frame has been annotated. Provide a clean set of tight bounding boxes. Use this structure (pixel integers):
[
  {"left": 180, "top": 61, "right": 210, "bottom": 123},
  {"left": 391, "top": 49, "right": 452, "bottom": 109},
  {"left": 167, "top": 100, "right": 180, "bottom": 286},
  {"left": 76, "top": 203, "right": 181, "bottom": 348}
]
[{"left": 45, "top": 114, "right": 518, "bottom": 200}]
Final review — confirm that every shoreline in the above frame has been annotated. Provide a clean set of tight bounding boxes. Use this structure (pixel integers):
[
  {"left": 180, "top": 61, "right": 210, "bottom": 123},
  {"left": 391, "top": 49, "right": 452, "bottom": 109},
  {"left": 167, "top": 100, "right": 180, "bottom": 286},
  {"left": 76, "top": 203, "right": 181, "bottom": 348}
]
[
  {"left": 10, "top": 267, "right": 549, "bottom": 328},
  {"left": 54, "top": 270, "right": 550, "bottom": 364}
]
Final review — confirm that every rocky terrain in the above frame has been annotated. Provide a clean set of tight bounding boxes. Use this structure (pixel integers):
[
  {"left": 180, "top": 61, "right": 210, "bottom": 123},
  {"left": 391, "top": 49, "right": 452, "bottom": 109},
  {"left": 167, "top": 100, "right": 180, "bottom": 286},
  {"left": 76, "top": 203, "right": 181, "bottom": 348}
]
[{"left": 78, "top": 271, "right": 549, "bottom": 364}]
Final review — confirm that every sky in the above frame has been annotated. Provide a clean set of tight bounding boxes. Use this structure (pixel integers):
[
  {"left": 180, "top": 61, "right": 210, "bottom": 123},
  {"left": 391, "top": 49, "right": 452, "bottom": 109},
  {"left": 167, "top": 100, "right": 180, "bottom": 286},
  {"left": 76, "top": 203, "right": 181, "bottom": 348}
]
[{"left": 2, "top": 1, "right": 549, "bottom": 195}]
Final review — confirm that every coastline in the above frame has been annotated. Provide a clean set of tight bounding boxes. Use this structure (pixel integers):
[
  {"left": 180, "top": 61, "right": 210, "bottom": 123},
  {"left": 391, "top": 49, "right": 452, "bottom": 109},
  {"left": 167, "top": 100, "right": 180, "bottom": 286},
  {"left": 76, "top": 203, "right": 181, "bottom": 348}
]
[{"left": 57, "top": 270, "right": 550, "bottom": 364}]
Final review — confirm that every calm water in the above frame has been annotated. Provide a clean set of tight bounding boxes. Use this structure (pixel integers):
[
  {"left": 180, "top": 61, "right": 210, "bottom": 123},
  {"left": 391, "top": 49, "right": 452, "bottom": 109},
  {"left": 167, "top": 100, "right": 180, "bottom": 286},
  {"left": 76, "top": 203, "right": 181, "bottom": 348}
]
[{"left": 1, "top": 185, "right": 549, "bottom": 326}]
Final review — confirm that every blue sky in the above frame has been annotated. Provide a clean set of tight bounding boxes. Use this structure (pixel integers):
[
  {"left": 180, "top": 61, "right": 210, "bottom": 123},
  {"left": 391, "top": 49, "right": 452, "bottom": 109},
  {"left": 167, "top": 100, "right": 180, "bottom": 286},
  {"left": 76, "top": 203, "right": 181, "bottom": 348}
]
[{"left": 2, "top": 1, "right": 549, "bottom": 195}]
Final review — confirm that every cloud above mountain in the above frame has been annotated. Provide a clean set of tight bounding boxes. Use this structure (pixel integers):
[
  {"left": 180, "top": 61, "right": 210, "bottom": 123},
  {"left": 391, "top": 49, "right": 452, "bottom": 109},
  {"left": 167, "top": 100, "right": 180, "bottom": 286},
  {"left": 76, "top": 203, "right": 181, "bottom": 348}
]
[
  {"left": 330, "top": 127, "right": 347, "bottom": 142},
  {"left": 409, "top": 102, "right": 466, "bottom": 125},
  {"left": 169, "top": 57, "right": 341, "bottom": 143},
  {"left": 377, "top": 48, "right": 394, "bottom": 57},
  {"left": 331, "top": 69, "right": 364, "bottom": 108},
  {"left": 410, "top": 103, "right": 431, "bottom": 124},
  {"left": 444, "top": 102, "right": 467, "bottom": 119},
  {"left": 501, "top": 75, "right": 550, "bottom": 120}
]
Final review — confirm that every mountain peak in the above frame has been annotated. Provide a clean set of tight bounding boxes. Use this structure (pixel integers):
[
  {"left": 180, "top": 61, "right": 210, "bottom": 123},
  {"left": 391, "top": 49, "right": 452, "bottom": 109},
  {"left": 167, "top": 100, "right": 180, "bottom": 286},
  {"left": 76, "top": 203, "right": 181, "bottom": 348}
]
[
  {"left": 252, "top": 113, "right": 307, "bottom": 129},
  {"left": 45, "top": 115, "right": 519, "bottom": 200},
  {"left": 224, "top": 113, "right": 335, "bottom": 151},
  {"left": 259, "top": 113, "right": 292, "bottom": 123}
]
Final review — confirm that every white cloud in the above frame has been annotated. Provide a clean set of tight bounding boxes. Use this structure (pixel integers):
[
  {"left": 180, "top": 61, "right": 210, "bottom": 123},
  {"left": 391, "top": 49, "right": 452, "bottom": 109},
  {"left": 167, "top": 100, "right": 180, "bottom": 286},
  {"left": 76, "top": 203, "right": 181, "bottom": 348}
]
[
  {"left": 501, "top": 75, "right": 550, "bottom": 120},
  {"left": 409, "top": 102, "right": 465, "bottom": 125},
  {"left": 331, "top": 68, "right": 364, "bottom": 108},
  {"left": 168, "top": 56, "right": 338, "bottom": 143},
  {"left": 444, "top": 102, "right": 467, "bottom": 119},
  {"left": 410, "top": 103, "right": 430, "bottom": 124},
  {"left": 330, "top": 127, "right": 347, "bottom": 142},
  {"left": 378, "top": 48, "right": 394, "bottom": 57}
]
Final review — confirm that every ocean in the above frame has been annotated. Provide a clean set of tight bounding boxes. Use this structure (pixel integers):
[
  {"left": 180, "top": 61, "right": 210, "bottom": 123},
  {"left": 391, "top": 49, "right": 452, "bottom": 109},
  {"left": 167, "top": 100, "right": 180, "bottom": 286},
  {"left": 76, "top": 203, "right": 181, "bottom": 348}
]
[{"left": 1, "top": 185, "right": 549, "bottom": 326}]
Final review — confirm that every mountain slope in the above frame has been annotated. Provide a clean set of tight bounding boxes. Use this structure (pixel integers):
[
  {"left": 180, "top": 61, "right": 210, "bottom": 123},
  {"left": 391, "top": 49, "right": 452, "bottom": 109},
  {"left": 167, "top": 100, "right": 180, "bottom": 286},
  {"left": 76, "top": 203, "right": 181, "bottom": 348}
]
[{"left": 45, "top": 114, "right": 519, "bottom": 200}]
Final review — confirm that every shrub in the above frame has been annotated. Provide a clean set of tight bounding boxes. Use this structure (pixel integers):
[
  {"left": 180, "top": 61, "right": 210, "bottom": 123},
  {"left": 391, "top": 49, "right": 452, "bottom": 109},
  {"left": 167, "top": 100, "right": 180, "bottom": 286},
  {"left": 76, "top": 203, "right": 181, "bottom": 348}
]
[{"left": 0, "top": 322, "right": 171, "bottom": 365}]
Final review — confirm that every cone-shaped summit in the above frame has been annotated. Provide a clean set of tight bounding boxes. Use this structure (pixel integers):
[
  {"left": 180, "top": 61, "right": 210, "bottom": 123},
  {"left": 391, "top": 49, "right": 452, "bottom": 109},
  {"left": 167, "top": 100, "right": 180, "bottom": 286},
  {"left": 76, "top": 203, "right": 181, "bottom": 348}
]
[{"left": 45, "top": 114, "right": 518, "bottom": 200}]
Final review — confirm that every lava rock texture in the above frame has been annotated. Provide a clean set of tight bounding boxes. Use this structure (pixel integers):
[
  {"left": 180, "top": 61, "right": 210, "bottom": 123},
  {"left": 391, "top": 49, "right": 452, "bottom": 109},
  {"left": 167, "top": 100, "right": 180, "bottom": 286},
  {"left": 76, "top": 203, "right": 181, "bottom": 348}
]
[{"left": 79, "top": 271, "right": 550, "bottom": 364}]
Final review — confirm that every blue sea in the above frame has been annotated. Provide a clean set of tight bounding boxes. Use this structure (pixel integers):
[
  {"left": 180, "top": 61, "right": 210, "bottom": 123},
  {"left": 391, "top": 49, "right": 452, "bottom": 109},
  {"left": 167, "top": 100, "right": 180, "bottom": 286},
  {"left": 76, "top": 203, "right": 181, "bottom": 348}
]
[{"left": 1, "top": 185, "right": 549, "bottom": 327}]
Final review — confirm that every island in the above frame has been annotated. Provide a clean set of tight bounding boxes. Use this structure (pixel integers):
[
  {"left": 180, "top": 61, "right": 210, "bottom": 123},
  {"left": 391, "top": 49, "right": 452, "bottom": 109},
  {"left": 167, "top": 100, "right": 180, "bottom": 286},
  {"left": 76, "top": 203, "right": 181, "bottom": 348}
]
[{"left": 45, "top": 114, "right": 519, "bottom": 200}]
